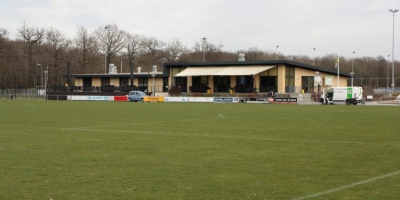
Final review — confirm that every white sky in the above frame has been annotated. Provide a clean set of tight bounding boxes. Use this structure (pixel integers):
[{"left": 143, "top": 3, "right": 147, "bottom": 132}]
[{"left": 0, "top": 0, "right": 399, "bottom": 59}]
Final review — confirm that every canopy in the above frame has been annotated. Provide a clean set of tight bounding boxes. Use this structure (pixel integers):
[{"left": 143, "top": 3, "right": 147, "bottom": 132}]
[{"left": 174, "top": 66, "right": 274, "bottom": 77}]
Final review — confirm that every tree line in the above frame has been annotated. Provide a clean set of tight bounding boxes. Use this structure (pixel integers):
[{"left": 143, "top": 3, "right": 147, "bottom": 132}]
[{"left": 0, "top": 22, "right": 398, "bottom": 87}]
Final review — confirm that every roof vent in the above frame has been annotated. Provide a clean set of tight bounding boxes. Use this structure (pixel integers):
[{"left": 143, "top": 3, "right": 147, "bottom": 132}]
[
  {"left": 108, "top": 63, "right": 117, "bottom": 74},
  {"left": 238, "top": 53, "right": 245, "bottom": 61}
]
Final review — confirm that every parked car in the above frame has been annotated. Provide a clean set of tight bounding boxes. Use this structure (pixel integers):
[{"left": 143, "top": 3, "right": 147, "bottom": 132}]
[{"left": 128, "top": 90, "right": 147, "bottom": 102}]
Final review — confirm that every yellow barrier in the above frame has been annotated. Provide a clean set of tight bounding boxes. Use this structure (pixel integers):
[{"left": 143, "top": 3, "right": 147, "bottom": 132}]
[{"left": 144, "top": 96, "right": 165, "bottom": 102}]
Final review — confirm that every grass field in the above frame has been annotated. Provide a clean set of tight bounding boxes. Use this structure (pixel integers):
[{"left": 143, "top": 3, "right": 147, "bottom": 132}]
[{"left": 1, "top": 100, "right": 400, "bottom": 200}]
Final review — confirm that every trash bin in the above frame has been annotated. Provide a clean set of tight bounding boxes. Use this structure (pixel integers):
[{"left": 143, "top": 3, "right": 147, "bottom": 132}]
[
  {"left": 361, "top": 98, "right": 365, "bottom": 105},
  {"left": 10, "top": 94, "right": 13, "bottom": 99}
]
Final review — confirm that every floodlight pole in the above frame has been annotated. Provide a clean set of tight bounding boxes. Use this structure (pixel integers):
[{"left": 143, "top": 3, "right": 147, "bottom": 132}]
[
  {"left": 389, "top": 9, "right": 398, "bottom": 93},
  {"left": 313, "top": 48, "right": 316, "bottom": 65},
  {"left": 351, "top": 51, "right": 355, "bottom": 87},
  {"left": 104, "top": 25, "right": 110, "bottom": 74}
]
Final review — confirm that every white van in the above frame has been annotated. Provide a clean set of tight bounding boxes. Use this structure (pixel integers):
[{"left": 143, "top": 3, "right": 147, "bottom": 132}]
[{"left": 320, "top": 87, "right": 363, "bottom": 105}]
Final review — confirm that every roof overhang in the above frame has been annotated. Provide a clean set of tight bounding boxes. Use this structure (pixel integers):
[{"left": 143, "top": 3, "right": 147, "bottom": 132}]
[{"left": 175, "top": 66, "right": 275, "bottom": 77}]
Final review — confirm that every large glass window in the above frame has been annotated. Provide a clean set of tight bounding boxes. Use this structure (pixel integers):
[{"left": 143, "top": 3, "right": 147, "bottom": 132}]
[
  {"left": 83, "top": 78, "right": 92, "bottom": 87},
  {"left": 214, "top": 76, "right": 231, "bottom": 93},
  {"left": 101, "top": 77, "right": 110, "bottom": 86},
  {"left": 260, "top": 76, "right": 277, "bottom": 92},
  {"left": 119, "top": 77, "right": 129, "bottom": 87},
  {"left": 138, "top": 77, "right": 148, "bottom": 92},
  {"left": 234, "top": 76, "right": 253, "bottom": 93},
  {"left": 192, "top": 76, "right": 208, "bottom": 85},
  {"left": 301, "top": 76, "right": 315, "bottom": 93},
  {"left": 191, "top": 76, "right": 208, "bottom": 93},
  {"left": 175, "top": 77, "right": 187, "bottom": 92},
  {"left": 285, "top": 67, "right": 295, "bottom": 92}
]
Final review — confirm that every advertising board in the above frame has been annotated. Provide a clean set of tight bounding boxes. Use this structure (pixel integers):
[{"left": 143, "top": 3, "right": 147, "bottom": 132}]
[
  {"left": 213, "top": 97, "right": 240, "bottom": 103},
  {"left": 67, "top": 96, "right": 114, "bottom": 101},
  {"left": 164, "top": 97, "right": 189, "bottom": 102},
  {"left": 188, "top": 97, "right": 214, "bottom": 103},
  {"left": 144, "top": 96, "right": 165, "bottom": 102}
]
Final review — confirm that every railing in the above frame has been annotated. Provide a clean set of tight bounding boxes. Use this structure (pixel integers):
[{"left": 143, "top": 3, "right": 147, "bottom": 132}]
[{"left": 0, "top": 88, "right": 46, "bottom": 99}]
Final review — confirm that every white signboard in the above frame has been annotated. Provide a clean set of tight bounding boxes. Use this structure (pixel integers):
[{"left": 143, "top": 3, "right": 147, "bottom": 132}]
[
  {"left": 325, "top": 76, "right": 333, "bottom": 86},
  {"left": 67, "top": 95, "right": 114, "bottom": 101},
  {"left": 188, "top": 97, "right": 214, "bottom": 103},
  {"left": 164, "top": 97, "right": 189, "bottom": 102}
]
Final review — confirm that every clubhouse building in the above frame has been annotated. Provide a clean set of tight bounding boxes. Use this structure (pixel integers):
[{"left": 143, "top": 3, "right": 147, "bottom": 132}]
[{"left": 69, "top": 60, "right": 350, "bottom": 95}]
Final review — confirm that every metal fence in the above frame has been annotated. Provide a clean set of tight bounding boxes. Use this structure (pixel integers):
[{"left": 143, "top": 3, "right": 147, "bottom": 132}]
[
  {"left": 0, "top": 87, "right": 46, "bottom": 99},
  {"left": 349, "top": 78, "right": 400, "bottom": 89},
  {"left": 0, "top": 74, "right": 65, "bottom": 89}
]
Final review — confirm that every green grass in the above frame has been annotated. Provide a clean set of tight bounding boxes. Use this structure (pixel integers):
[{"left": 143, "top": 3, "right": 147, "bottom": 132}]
[{"left": 1, "top": 100, "right": 400, "bottom": 200}]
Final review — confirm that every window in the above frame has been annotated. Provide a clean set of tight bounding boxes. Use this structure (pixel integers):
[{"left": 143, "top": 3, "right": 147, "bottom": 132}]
[
  {"left": 236, "top": 76, "right": 252, "bottom": 86},
  {"left": 192, "top": 76, "right": 208, "bottom": 86},
  {"left": 138, "top": 77, "right": 148, "bottom": 92},
  {"left": 101, "top": 77, "right": 110, "bottom": 86},
  {"left": 119, "top": 77, "right": 129, "bottom": 87},
  {"left": 301, "top": 76, "right": 315, "bottom": 93},
  {"left": 285, "top": 67, "right": 295, "bottom": 93},
  {"left": 83, "top": 78, "right": 92, "bottom": 87}
]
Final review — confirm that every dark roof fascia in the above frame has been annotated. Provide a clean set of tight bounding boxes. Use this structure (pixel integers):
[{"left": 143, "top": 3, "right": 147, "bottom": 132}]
[
  {"left": 163, "top": 60, "right": 351, "bottom": 77},
  {"left": 284, "top": 60, "right": 352, "bottom": 77},
  {"left": 70, "top": 73, "right": 165, "bottom": 78}
]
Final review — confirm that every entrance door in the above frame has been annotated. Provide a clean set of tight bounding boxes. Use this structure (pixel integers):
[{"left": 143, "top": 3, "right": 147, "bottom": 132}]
[
  {"left": 214, "top": 76, "right": 230, "bottom": 93},
  {"left": 301, "top": 76, "right": 315, "bottom": 93}
]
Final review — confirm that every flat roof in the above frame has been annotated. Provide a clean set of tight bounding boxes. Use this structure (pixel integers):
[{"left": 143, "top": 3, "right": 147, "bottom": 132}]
[{"left": 163, "top": 60, "right": 352, "bottom": 77}]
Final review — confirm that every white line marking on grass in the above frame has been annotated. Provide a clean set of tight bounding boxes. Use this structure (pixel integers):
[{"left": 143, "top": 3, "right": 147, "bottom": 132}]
[
  {"left": 64, "top": 128, "right": 154, "bottom": 134},
  {"left": 291, "top": 170, "right": 400, "bottom": 200},
  {"left": 62, "top": 128, "right": 400, "bottom": 147},
  {"left": 218, "top": 114, "right": 225, "bottom": 118},
  {"left": 71, "top": 118, "right": 207, "bottom": 129}
]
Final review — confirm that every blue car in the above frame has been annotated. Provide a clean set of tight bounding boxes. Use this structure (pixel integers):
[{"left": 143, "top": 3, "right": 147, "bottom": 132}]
[{"left": 128, "top": 91, "right": 148, "bottom": 102}]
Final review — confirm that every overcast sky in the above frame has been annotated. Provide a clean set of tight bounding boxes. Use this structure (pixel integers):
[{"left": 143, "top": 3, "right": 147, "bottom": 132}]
[{"left": 0, "top": 0, "right": 399, "bottom": 59}]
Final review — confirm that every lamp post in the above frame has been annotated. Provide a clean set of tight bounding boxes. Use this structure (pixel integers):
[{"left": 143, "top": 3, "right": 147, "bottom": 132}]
[
  {"left": 315, "top": 71, "right": 320, "bottom": 101},
  {"left": 351, "top": 51, "right": 355, "bottom": 87},
  {"left": 104, "top": 25, "right": 110, "bottom": 74},
  {"left": 152, "top": 65, "right": 157, "bottom": 96},
  {"left": 202, "top": 38, "right": 207, "bottom": 62},
  {"left": 387, "top": 54, "right": 390, "bottom": 90},
  {"left": 275, "top": 45, "right": 279, "bottom": 60},
  {"left": 44, "top": 66, "right": 48, "bottom": 99},
  {"left": 37, "top": 63, "right": 43, "bottom": 87},
  {"left": 313, "top": 48, "right": 316, "bottom": 65},
  {"left": 389, "top": 9, "right": 398, "bottom": 93}
]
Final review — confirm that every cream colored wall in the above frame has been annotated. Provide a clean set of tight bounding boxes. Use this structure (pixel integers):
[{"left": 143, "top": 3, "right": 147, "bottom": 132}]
[
  {"left": 230, "top": 76, "right": 236, "bottom": 88},
  {"left": 186, "top": 77, "right": 192, "bottom": 91},
  {"left": 277, "top": 65, "right": 286, "bottom": 93},
  {"left": 209, "top": 76, "right": 214, "bottom": 92},
  {"left": 254, "top": 74, "right": 260, "bottom": 89},
  {"left": 294, "top": 68, "right": 348, "bottom": 88},
  {"left": 110, "top": 78, "right": 119, "bottom": 86},
  {"left": 74, "top": 78, "right": 83, "bottom": 86},
  {"left": 294, "top": 68, "right": 317, "bottom": 87},
  {"left": 331, "top": 76, "right": 348, "bottom": 87},
  {"left": 92, "top": 78, "right": 101, "bottom": 86},
  {"left": 260, "top": 67, "right": 278, "bottom": 76}
]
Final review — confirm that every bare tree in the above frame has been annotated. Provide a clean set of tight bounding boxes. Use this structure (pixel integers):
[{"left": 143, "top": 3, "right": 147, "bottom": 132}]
[
  {"left": 73, "top": 26, "right": 98, "bottom": 73},
  {"left": 193, "top": 39, "right": 224, "bottom": 62},
  {"left": 45, "top": 27, "right": 70, "bottom": 72},
  {"left": 126, "top": 33, "right": 143, "bottom": 64},
  {"left": 95, "top": 24, "right": 127, "bottom": 72},
  {"left": 139, "top": 36, "right": 166, "bottom": 69},
  {"left": 18, "top": 22, "right": 45, "bottom": 75},
  {"left": 0, "top": 28, "right": 9, "bottom": 57},
  {"left": 164, "top": 39, "right": 187, "bottom": 63}
]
